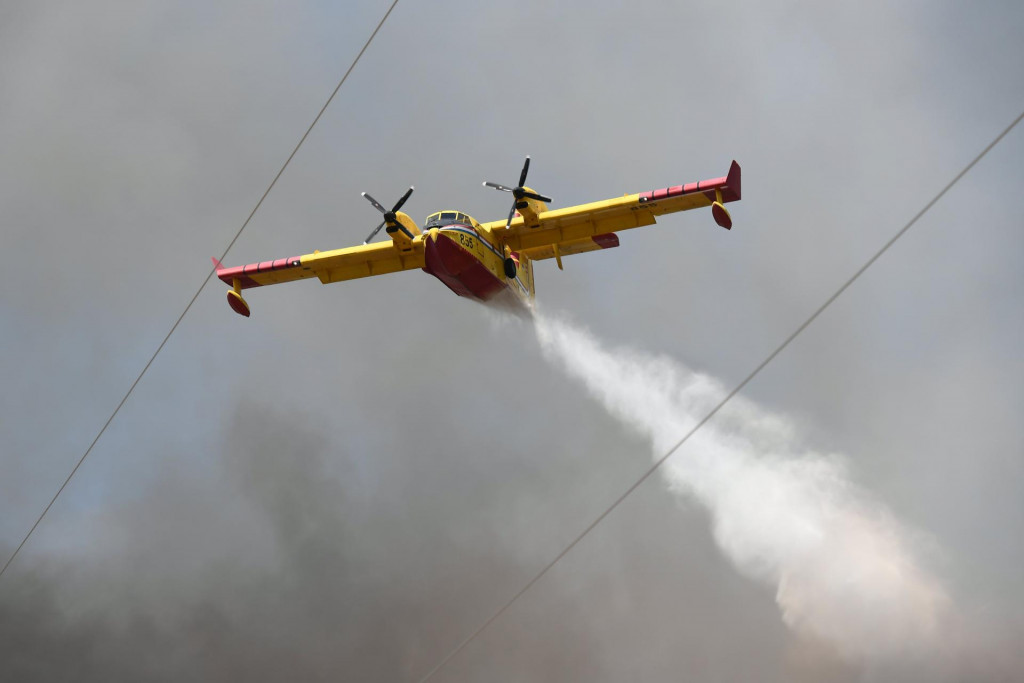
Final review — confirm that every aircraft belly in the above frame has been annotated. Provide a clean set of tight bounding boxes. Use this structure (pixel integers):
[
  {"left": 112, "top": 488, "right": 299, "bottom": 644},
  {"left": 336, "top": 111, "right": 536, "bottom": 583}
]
[{"left": 423, "top": 229, "right": 508, "bottom": 301}]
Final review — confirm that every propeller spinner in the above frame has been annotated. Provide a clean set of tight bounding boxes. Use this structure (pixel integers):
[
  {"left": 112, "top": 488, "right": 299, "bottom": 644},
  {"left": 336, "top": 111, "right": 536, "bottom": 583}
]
[
  {"left": 362, "top": 186, "right": 415, "bottom": 243},
  {"left": 483, "top": 156, "right": 552, "bottom": 229}
]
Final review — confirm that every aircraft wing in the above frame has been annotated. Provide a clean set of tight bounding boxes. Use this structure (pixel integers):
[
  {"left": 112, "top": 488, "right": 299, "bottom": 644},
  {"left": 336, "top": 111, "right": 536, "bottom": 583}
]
[
  {"left": 214, "top": 238, "right": 425, "bottom": 315},
  {"left": 484, "top": 161, "right": 741, "bottom": 254}
]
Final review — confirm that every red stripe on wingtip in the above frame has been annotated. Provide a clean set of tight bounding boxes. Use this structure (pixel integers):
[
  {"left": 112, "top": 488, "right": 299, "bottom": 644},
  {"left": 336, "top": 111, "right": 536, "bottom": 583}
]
[
  {"left": 216, "top": 265, "right": 260, "bottom": 288},
  {"left": 698, "top": 176, "right": 727, "bottom": 191},
  {"left": 644, "top": 161, "right": 743, "bottom": 204},
  {"left": 217, "top": 254, "right": 302, "bottom": 287}
]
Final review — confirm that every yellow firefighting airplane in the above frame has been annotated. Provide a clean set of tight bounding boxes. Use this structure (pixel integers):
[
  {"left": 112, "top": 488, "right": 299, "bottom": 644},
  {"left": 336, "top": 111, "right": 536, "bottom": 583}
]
[{"left": 213, "top": 157, "right": 741, "bottom": 316}]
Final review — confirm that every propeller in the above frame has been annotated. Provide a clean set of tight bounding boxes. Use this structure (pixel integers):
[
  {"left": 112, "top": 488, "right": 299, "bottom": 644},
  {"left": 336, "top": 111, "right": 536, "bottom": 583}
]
[
  {"left": 483, "top": 156, "right": 552, "bottom": 229},
  {"left": 362, "top": 186, "right": 414, "bottom": 243}
]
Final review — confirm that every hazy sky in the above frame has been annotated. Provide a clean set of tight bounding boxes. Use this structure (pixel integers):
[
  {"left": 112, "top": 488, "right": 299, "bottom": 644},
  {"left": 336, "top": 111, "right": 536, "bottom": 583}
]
[{"left": 1, "top": 1, "right": 1022, "bottom": 680}]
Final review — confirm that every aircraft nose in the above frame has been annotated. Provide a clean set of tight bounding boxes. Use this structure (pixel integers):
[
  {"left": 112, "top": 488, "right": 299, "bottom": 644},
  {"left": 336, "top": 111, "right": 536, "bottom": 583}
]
[{"left": 423, "top": 231, "right": 478, "bottom": 281}]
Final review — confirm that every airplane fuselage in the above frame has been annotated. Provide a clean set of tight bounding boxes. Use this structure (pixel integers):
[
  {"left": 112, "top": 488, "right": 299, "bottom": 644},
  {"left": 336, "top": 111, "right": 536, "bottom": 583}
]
[{"left": 421, "top": 222, "right": 534, "bottom": 309}]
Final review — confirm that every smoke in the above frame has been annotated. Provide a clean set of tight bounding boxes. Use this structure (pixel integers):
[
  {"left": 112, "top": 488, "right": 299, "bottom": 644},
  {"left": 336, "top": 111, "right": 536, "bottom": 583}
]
[
  {"left": 533, "top": 309, "right": 951, "bottom": 662},
  {"left": 3, "top": 311, "right": 1018, "bottom": 681}
]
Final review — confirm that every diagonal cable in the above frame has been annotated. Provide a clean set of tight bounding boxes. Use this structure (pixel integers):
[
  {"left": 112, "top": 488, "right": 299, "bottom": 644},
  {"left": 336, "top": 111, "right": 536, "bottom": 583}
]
[
  {"left": 416, "top": 107, "right": 1024, "bottom": 683},
  {"left": 0, "top": 0, "right": 403, "bottom": 583}
]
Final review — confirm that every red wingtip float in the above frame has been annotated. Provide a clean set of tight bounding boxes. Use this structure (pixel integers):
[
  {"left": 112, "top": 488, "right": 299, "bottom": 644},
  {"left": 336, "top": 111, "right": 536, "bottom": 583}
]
[
  {"left": 226, "top": 289, "right": 251, "bottom": 317},
  {"left": 712, "top": 202, "right": 733, "bottom": 230},
  {"left": 210, "top": 158, "right": 741, "bottom": 317},
  {"left": 211, "top": 256, "right": 251, "bottom": 317}
]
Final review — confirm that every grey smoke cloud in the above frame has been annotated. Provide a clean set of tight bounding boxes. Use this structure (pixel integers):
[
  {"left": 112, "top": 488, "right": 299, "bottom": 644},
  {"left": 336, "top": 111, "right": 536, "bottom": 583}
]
[{"left": 2, "top": 0, "right": 1023, "bottom": 680}]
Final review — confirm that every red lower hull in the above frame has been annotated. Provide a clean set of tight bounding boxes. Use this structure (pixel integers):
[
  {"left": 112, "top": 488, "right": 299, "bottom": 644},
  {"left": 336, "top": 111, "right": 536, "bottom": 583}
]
[{"left": 423, "top": 233, "right": 508, "bottom": 301}]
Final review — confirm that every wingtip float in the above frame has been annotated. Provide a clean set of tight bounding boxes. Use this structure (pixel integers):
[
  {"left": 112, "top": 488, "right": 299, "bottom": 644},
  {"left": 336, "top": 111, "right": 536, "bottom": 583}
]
[{"left": 212, "top": 158, "right": 741, "bottom": 317}]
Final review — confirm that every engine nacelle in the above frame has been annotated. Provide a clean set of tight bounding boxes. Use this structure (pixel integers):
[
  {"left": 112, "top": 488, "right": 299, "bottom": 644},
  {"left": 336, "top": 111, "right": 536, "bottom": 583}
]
[
  {"left": 513, "top": 187, "right": 549, "bottom": 228},
  {"left": 386, "top": 210, "right": 420, "bottom": 251}
]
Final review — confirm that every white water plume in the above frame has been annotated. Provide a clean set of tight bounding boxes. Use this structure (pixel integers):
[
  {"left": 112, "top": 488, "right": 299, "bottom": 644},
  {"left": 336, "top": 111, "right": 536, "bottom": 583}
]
[{"left": 533, "top": 311, "right": 950, "bottom": 661}]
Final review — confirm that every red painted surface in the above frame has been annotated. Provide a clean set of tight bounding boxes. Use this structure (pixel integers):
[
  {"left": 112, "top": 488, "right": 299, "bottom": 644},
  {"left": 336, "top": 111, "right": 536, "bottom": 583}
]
[
  {"left": 216, "top": 266, "right": 260, "bottom": 288},
  {"left": 215, "top": 255, "right": 302, "bottom": 288},
  {"left": 423, "top": 234, "right": 508, "bottom": 301},
  {"left": 712, "top": 202, "right": 733, "bottom": 230},
  {"left": 592, "top": 233, "right": 620, "bottom": 249},
  {"left": 639, "top": 161, "right": 742, "bottom": 205},
  {"left": 226, "top": 291, "right": 251, "bottom": 317},
  {"left": 697, "top": 176, "right": 727, "bottom": 191},
  {"left": 725, "top": 159, "right": 742, "bottom": 201}
]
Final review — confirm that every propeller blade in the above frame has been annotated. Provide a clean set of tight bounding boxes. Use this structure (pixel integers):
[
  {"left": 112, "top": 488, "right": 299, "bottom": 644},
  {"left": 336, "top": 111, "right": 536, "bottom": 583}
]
[
  {"left": 518, "top": 156, "right": 530, "bottom": 187},
  {"left": 391, "top": 185, "right": 414, "bottom": 213},
  {"left": 484, "top": 181, "right": 514, "bottom": 193},
  {"left": 362, "top": 192, "right": 387, "bottom": 214},
  {"left": 485, "top": 157, "right": 551, "bottom": 226},
  {"left": 363, "top": 220, "right": 386, "bottom": 244}
]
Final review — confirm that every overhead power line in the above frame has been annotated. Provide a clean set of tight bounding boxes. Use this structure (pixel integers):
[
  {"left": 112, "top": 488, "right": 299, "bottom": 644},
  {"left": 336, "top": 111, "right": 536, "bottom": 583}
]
[
  {"left": 416, "top": 108, "right": 1024, "bottom": 683},
  {"left": 0, "top": 0, "right": 403, "bottom": 583}
]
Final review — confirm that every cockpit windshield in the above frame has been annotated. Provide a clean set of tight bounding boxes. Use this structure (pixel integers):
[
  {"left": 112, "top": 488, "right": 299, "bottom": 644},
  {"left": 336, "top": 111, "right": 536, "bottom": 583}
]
[{"left": 424, "top": 211, "right": 477, "bottom": 229}]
